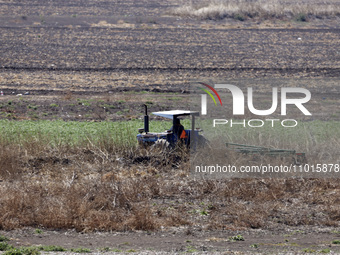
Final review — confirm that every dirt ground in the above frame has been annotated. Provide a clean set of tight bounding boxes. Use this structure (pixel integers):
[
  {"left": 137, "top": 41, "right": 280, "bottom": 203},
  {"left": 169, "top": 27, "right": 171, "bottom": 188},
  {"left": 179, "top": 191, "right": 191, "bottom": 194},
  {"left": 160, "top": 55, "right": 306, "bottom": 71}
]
[
  {"left": 2, "top": 226, "right": 340, "bottom": 254},
  {"left": 0, "top": 0, "right": 340, "bottom": 254}
]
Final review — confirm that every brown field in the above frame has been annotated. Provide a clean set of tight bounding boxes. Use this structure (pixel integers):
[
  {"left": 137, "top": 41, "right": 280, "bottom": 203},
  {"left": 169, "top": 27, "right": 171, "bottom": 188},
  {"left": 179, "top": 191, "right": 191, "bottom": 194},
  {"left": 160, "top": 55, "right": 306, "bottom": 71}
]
[{"left": 0, "top": 0, "right": 340, "bottom": 254}]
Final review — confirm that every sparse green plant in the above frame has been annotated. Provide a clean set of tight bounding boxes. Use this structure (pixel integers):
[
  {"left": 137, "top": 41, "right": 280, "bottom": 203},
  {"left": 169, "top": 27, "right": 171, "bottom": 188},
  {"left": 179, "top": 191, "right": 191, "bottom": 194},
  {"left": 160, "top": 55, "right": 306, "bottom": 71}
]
[
  {"left": 126, "top": 249, "right": 136, "bottom": 253},
  {"left": 99, "top": 247, "right": 110, "bottom": 252},
  {"left": 0, "top": 242, "right": 13, "bottom": 251},
  {"left": 18, "top": 247, "right": 40, "bottom": 255},
  {"left": 332, "top": 240, "right": 340, "bottom": 244},
  {"left": 2, "top": 246, "right": 41, "bottom": 255},
  {"left": 303, "top": 248, "right": 316, "bottom": 253},
  {"left": 250, "top": 243, "right": 258, "bottom": 248},
  {"left": 0, "top": 235, "right": 9, "bottom": 242},
  {"left": 100, "top": 104, "right": 116, "bottom": 109},
  {"left": 27, "top": 104, "right": 38, "bottom": 110},
  {"left": 320, "top": 248, "right": 331, "bottom": 253},
  {"left": 37, "top": 245, "right": 67, "bottom": 252},
  {"left": 5, "top": 113, "right": 16, "bottom": 119},
  {"left": 186, "top": 246, "right": 198, "bottom": 253},
  {"left": 49, "top": 103, "right": 59, "bottom": 108},
  {"left": 229, "top": 235, "right": 245, "bottom": 241},
  {"left": 34, "top": 229, "right": 43, "bottom": 235},
  {"left": 200, "top": 210, "right": 209, "bottom": 216},
  {"left": 77, "top": 99, "right": 91, "bottom": 106},
  {"left": 3, "top": 249, "right": 23, "bottom": 255},
  {"left": 70, "top": 247, "right": 91, "bottom": 253},
  {"left": 111, "top": 248, "right": 123, "bottom": 252}
]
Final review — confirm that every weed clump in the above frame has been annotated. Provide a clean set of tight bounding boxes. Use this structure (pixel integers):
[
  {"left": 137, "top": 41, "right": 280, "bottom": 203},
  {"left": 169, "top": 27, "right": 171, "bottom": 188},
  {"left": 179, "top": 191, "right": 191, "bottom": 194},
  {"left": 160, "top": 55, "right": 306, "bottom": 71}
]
[
  {"left": 229, "top": 235, "right": 245, "bottom": 241},
  {"left": 0, "top": 242, "right": 14, "bottom": 251},
  {"left": 70, "top": 247, "right": 91, "bottom": 253},
  {"left": 0, "top": 235, "right": 9, "bottom": 242},
  {"left": 37, "top": 245, "right": 67, "bottom": 252}
]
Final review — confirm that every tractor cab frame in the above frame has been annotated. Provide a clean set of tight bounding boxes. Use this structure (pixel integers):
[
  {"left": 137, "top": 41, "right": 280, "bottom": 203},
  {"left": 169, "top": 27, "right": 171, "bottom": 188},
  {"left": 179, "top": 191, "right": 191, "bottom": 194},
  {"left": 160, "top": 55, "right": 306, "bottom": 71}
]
[{"left": 137, "top": 105, "right": 200, "bottom": 147}]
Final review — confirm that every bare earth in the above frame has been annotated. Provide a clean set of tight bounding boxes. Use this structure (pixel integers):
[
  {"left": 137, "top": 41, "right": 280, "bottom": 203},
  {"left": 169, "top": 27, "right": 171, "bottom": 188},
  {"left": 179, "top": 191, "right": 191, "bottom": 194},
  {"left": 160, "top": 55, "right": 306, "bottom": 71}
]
[{"left": 2, "top": 226, "right": 340, "bottom": 254}]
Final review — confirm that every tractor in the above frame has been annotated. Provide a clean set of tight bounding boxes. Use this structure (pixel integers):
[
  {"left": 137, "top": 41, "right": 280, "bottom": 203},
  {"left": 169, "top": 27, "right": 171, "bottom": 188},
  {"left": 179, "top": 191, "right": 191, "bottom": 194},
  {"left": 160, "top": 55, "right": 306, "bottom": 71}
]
[
  {"left": 136, "top": 105, "right": 206, "bottom": 148},
  {"left": 136, "top": 105, "right": 306, "bottom": 164}
]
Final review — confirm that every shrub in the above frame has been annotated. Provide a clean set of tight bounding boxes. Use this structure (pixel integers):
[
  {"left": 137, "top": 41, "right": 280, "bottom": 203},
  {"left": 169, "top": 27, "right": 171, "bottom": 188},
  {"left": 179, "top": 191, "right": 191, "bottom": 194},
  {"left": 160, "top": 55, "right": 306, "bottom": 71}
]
[{"left": 0, "top": 242, "right": 13, "bottom": 251}]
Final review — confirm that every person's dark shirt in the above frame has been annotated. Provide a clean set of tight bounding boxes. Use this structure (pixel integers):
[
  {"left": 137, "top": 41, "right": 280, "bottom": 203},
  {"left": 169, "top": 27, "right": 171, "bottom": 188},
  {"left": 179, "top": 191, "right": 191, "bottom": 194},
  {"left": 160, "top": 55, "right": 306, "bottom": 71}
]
[{"left": 170, "top": 123, "right": 184, "bottom": 139}]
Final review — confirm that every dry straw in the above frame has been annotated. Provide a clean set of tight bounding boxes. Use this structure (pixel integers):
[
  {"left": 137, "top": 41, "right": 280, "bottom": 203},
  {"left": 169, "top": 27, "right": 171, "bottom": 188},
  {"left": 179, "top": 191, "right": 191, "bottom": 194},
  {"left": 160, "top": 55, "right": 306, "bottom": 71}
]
[{"left": 171, "top": 0, "right": 340, "bottom": 21}]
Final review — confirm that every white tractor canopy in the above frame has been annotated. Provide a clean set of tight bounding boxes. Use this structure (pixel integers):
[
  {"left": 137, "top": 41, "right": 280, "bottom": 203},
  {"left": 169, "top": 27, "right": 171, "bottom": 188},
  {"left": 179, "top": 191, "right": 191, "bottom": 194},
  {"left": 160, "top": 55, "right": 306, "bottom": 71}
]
[{"left": 152, "top": 110, "right": 199, "bottom": 120}]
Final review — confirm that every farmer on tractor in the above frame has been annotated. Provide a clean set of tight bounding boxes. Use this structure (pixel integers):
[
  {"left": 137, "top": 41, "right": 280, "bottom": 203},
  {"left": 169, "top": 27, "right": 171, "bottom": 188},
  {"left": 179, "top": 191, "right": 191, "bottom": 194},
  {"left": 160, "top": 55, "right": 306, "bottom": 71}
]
[
  {"left": 137, "top": 107, "right": 201, "bottom": 148},
  {"left": 169, "top": 118, "right": 187, "bottom": 141}
]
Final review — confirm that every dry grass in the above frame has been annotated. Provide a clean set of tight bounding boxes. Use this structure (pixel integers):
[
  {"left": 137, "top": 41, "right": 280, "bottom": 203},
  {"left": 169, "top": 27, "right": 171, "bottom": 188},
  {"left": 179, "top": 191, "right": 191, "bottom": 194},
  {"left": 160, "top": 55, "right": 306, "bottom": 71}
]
[
  {"left": 171, "top": 0, "right": 340, "bottom": 21},
  {"left": 0, "top": 134, "right": 339, "bottom": 231},
  {"left": 0, "top": 144, "right": 21, "bottom": 179}
]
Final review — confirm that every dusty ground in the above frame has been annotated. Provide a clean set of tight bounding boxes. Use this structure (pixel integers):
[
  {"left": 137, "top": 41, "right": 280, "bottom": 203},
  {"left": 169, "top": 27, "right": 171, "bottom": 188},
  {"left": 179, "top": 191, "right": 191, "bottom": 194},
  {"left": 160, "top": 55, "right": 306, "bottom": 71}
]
[
  {"left": 1, "top": 0, "right": 340, "bottom": 96},
  {"left": 2, "top": 226, "right": 340, "bottom": 254},
  {"left": 0, "top": 0, "right": 340, "bottom": 254},
  {"left": 1, "top": 0, "right": 339, "bottom": 121}
]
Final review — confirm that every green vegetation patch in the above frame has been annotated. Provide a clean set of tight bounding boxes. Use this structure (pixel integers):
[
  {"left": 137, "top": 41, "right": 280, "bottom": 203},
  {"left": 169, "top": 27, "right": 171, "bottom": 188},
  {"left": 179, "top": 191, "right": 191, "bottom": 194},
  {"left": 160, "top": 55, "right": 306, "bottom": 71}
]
[
  {"left": 0, "top": 235, "right": 10, "bottom": 242},
  {"left": 0, "top": 242, "right": 14, "bottom": 251},
  {"left": 0, "top": 119, "right": 180, "bottom": 148},
  {"left": 229, "top": 234, "right": 245, "bottom": 241},
  {"left": 70, "top": 247, "right": 92, "bottom": 253},
  {"left": 3, "top": 246, "right": 40, "bottom": 255},
  {"left": 37, "top": 245, "right": 67, "bottom": 252}
]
